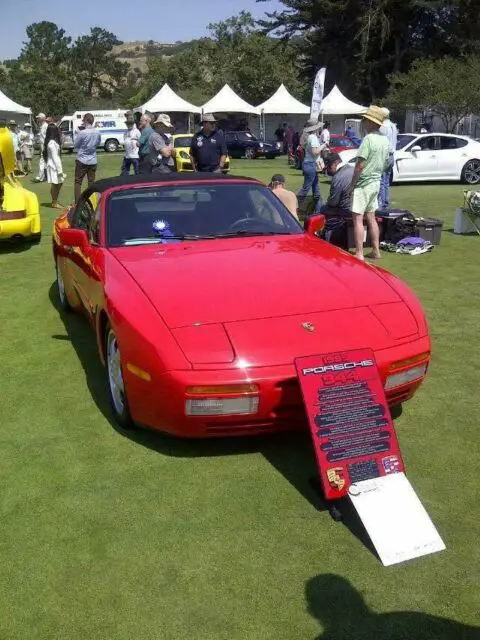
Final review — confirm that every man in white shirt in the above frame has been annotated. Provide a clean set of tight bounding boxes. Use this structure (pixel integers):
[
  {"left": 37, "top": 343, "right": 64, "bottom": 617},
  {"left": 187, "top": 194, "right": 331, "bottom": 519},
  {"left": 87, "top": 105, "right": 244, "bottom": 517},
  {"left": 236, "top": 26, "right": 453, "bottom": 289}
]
[
  {"left": 122, "top": 111, "right": 141, "bottom": 175},
  {"left": 379, "top": 107, "right": 398, "bottom": 209},
  {"left": 34, "top": 112, "right": 48, "bottom": 182}
]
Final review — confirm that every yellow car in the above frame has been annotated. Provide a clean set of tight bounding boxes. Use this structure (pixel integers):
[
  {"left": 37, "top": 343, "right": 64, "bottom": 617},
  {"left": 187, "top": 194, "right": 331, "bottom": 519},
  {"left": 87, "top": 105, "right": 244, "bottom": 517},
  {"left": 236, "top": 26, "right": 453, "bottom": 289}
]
[
  {"left": 0, "top": 126, "right": 41, "bottom": 242},
  {"left": 172, "top": 133, "right": 230, "bottom": 173}
]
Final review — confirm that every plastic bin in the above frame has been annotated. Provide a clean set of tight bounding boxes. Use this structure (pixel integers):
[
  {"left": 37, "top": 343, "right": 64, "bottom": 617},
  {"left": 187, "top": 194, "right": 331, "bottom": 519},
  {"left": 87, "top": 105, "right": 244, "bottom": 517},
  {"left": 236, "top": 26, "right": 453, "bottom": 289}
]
[{"left": 414, "top": 217, "right": 443, "bottom": 245}]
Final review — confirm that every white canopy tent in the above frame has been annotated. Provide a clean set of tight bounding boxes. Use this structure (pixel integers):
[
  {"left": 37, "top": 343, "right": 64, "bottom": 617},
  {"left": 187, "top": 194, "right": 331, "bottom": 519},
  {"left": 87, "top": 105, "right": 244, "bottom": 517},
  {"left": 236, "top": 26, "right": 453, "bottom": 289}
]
[
  {"left": 0, "top": 88, "right": 31, "bottom": 124},
  {"left": 257, "top": 84, "right": 309, "bottom": 114},
  {"left": 134, "top": 83, "right": 201, "bottom": 114},
  {"left": 201, "top": 84, "right": 260, "bottom": 115},
  {"left": 256, "top": 84, "right": 309, "bottom": 140},
  {"left": 318, "top": 85, "right": 367, "bottom": 134}
]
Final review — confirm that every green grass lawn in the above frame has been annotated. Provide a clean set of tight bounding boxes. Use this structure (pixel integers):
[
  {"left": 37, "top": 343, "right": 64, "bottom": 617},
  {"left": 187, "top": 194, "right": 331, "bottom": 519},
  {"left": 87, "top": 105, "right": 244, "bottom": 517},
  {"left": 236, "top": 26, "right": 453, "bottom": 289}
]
[{"left": 0, "top": 153, "right": 479, "bottom": 639}]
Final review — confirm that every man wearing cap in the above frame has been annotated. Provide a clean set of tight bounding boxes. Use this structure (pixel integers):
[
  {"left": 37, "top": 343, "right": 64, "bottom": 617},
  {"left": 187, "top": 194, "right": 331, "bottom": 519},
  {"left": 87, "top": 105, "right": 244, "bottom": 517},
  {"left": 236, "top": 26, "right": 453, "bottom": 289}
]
[
  {"left": 189, "top": 114, "right": 227, "bottom": 172},
  {"left": 121, "top": 110, "right": 141, "bottom": 175},
  {"left": 269, "top": 174, "right": 299, "bottom": 220},
  {"left": 379, "top": 107, "right": 398, "bottom": 209},
  {"left": 140, "top": 113, "right": 175, "bottom": 174},
  {"left": 322, "top": 152, "right": 354, "bottom": 216},
  {"left": 34, "top": 113, "right": 48, "bottom": 182},
  {"left": 347, "top": 105, "right": 389, "bottom": 260}
]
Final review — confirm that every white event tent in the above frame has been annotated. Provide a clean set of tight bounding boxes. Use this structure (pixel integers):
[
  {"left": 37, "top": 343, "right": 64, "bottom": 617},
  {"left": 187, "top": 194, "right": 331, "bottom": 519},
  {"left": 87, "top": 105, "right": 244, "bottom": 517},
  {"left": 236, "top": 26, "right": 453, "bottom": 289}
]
[
  {"left": 201, "top": 84, "right": 260, "bottom": 115},
  {"left": 0, "top": 88, "right": 31, "bottom": 124},
  {"left": 135, "top": 83, "right": 201, "bottom": 114},
  {"left": 256, "top": 83, "right": 309, "bottom": 140},
  {"left": 320, "top": 85, "right": 367, "bottom": 134},
  {"left": 134, "top": 83, "right": 200, "bottom": 132}
]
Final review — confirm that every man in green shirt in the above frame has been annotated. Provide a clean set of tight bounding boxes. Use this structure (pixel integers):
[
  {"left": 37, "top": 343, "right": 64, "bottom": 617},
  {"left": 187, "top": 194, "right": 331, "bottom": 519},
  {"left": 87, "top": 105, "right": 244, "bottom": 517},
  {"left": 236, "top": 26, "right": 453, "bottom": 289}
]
[{"left": 348, "top": 105, "right": 389, "bottom": 260}]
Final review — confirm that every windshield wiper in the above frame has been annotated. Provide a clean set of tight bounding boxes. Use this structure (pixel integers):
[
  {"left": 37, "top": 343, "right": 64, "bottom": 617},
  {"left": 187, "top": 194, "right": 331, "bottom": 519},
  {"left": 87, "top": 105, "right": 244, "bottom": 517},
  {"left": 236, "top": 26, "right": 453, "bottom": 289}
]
[
  {"left": 121, "top": 234, "right": 209, "bottom": 245},
  {"left": 211, "top": 230, "right": 293, "bottom": 238}
]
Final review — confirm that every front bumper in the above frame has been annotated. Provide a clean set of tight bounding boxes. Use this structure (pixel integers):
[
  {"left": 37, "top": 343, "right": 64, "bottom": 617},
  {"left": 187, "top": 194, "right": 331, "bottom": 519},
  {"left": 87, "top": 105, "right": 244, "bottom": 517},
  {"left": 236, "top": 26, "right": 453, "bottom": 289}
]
[{"left": 124, "top": 336, "right": 430, "bottom": 438}]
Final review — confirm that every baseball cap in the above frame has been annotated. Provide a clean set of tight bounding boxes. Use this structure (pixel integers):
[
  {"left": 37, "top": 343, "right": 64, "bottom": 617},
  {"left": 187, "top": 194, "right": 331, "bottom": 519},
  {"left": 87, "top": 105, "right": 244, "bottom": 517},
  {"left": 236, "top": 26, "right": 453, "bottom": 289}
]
[
  {"left": 270, "top": 174, "right": 285, "bottom": 184},
  {"left": 36, "top": 112, "right": 46, "bottom": 119}
]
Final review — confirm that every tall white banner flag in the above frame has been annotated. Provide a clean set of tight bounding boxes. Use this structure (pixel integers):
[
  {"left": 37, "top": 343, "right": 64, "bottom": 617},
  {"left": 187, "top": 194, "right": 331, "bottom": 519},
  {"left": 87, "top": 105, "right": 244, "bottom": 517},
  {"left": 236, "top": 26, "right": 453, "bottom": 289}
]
[{"left": 310, "top": 67, "right": 326, "bottom": 121}]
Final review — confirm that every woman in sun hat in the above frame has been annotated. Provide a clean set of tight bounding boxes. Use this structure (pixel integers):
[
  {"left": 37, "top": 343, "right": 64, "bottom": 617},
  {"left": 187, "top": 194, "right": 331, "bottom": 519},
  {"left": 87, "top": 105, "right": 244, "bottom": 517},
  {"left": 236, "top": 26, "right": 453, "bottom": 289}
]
[
  {"left": 297, "top": 117, "right": 324, "bottom": 212},
  {"left": 347, "top": 105, "right": 389, "bottom": 261}
]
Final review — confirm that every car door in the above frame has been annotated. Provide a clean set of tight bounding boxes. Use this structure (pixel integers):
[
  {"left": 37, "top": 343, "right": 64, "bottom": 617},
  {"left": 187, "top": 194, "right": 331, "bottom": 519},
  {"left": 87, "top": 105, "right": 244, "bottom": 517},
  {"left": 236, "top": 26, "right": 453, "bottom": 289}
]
[
  {"left": 66, "top": 193, "right": 103, "bottom": 323},
  {"left": 395, "top": 135, "right": 439, "bottom": 181},
  {"left": 226, "top": 133, "right": 240, "bottom": 157},
  {"left": 436, "top": 135, "right": 469, "bottom": 179}
]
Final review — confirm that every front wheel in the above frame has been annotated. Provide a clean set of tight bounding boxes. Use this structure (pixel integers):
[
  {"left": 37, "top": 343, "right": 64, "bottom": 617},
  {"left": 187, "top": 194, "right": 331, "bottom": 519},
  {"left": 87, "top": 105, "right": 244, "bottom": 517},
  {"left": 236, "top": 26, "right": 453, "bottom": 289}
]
[
  {"left": 244, "top": 147, "right": 255, "bottom": 159},
  {"left": 461, "top": 159, "right": 480, "bottom": 185},
  {"left": 104, "top": 139, "right": 119, "bottom": 153},
  {"left": 105, "top": 324, "right": 135, "bottom": 430}
]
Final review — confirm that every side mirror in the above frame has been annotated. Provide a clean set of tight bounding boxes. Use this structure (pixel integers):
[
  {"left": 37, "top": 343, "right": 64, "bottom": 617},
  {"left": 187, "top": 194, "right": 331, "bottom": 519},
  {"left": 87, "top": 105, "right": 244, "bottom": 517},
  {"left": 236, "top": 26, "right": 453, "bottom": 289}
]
[
  {"left": 59, "top": 227, "right": 89, "bottom": 250},
  {"left": 304, "top": 214, "right": 325, "bottom": 237},
  {"left": 410, "top": 145, "right": 422, "bottom": 153}
]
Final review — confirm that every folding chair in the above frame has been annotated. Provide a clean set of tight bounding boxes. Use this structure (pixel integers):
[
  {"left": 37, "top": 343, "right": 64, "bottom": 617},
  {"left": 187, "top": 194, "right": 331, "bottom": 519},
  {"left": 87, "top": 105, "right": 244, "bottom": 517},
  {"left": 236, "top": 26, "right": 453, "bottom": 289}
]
[{"left": 463, "top": 190, "right": 480, "bottom": 236}]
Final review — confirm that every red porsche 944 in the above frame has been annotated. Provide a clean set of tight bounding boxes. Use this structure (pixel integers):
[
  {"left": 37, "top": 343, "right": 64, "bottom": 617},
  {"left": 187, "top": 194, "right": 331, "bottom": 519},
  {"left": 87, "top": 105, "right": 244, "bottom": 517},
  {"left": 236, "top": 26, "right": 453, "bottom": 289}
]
[{"left": 52, "top": 173, "right": 430, "bottom": 437}]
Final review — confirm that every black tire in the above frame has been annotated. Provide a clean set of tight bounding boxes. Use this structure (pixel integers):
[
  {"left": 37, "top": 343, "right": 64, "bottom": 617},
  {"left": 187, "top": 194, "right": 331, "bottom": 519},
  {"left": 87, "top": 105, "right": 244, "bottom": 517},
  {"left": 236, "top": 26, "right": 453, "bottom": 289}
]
[
  {"left": 55, "top": 258, "right": 72, "bottom": 312},
  {"left": 104, "top": 139, "right": 119, "bottom": 153},
  {"left": 461, "top": 159, "right": 480, "bottom": 185},
  {"left": 105, "top": 324, "right": 135, "bottom": 430}
]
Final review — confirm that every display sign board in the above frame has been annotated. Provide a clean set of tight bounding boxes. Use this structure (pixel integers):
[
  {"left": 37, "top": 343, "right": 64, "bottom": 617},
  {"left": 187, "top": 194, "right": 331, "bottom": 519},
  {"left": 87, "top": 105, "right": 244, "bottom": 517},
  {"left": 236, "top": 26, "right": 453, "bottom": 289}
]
[
  {"left": 295, "top": 348, "right": 404, "bottom": 500},
  {"left": 348, "top": 473, "right": 446, "bottom": 565}
]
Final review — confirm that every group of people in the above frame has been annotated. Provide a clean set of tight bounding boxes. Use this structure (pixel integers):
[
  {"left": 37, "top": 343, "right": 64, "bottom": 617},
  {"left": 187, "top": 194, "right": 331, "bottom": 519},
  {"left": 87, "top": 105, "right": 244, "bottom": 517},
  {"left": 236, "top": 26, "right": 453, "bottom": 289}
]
[
  {"left": 120, "top": 110, "right": 228, "bottom": 176},
  {"left": 297, "top": 106, "right": 398, "bottom": 260}
]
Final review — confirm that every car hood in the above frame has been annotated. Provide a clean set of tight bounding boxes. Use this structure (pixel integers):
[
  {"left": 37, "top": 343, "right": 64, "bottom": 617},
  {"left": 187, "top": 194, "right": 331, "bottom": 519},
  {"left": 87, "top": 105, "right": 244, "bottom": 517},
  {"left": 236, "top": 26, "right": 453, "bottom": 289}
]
[{"left": 110, "top": 235, "right": 403, "bottom": 330}]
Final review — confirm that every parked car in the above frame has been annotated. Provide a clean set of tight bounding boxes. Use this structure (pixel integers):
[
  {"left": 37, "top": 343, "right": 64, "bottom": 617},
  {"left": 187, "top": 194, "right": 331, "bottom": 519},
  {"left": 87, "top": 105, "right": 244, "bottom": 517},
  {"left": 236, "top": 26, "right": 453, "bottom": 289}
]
[
  {"left": 294, "top": 134, "right": 359, "bottom": 169},
  {"left": 339, "top": 133, "right": 480, "bottom": 184},
  {"left": 0, "top": 126, "right": 41, "bottom": 242},
  {"left": 172, "top": 134, "right": 230, "bottom": 173},
  {"left": 53, "top": 172, "right": 430, "bottom": 437},
  {"left": 225, "top": 131, "right": 282, "bottom": 159}
]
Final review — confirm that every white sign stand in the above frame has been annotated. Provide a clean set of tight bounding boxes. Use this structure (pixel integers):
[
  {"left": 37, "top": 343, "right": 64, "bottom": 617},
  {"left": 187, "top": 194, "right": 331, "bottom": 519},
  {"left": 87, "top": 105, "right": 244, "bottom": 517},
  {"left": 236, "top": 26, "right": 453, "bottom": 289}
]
[{"left": 348, "top": 472, "right": 446, "bottom": 566}]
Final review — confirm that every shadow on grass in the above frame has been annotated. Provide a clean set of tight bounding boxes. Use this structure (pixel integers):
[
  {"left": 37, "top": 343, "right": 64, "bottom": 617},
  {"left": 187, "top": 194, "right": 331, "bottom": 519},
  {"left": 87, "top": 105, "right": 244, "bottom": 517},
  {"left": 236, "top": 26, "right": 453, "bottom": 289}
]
[
  {"left": 49, "top": 281, "right": 379, "bottom": 554},
  {"left": 0, "top": 238, "right": 40, "bottom": 254},
  {"left": 305, "top": 574, "right": 480, "bottom": 639}
]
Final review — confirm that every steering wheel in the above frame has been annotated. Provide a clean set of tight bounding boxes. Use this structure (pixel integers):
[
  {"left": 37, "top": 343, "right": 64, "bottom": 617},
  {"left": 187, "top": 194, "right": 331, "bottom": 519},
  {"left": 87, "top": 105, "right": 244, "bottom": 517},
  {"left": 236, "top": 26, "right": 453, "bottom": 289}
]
[{"left": 228, "top": 217, "right": 260, "bottom": 231}]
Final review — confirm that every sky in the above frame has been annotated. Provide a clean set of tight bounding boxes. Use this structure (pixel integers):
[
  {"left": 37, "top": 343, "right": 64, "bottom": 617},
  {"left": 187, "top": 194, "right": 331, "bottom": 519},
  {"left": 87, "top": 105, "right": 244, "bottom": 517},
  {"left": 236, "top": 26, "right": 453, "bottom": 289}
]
[{"left": 0, "top": 0, "right": 284, "bottom": 61}]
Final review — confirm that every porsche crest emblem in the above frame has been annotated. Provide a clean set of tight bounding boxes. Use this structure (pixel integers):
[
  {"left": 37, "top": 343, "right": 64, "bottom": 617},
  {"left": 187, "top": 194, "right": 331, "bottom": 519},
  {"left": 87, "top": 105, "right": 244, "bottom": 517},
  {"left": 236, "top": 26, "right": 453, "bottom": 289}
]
[{"left": 302, "top": 322, "right": 315, "bottom": 332}]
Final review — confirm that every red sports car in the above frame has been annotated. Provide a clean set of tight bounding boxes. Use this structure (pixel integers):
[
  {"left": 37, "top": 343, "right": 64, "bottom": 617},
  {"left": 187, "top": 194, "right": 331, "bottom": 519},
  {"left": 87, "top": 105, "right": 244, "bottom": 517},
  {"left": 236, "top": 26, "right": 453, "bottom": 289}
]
[{"left": 52, "top": 173, "right": 430, "bottom": 437}]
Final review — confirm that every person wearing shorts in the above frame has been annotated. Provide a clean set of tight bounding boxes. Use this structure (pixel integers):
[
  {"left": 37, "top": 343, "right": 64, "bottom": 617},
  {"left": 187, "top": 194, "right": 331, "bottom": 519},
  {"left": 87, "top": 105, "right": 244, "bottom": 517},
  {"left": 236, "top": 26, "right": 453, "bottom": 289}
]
[{"left": 348, "top": 106, "right": 389, "bottom": 260}]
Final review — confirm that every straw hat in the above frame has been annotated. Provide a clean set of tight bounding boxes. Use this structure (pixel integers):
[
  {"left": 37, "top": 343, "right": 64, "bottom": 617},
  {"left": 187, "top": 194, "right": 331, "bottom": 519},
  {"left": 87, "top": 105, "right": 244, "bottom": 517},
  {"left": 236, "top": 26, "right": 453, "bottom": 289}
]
[
  {"left": 201, "top": 113, "right": 217, "bottom": 123},
  {"left": 363, "top": 105, "right": 386, "bottom": 127}
]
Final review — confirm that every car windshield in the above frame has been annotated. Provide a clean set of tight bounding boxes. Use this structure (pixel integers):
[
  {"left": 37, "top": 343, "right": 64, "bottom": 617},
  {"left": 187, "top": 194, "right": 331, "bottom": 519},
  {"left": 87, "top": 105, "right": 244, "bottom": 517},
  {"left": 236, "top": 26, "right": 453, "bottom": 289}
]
[
  {"left": 332, "top": 137, "right": 355, "bottom": 147},
  {"left": 174, "top": 136, "right": 192, "bottom": 148},
  {"left": 106, "top": 183, "right": 304, "bottom": 247},
  {"left": 236, "top": 132, "right": 258, "bottom": 142},
  {"left": 397, "top": 134, "right": 417, "bottom": 150}
]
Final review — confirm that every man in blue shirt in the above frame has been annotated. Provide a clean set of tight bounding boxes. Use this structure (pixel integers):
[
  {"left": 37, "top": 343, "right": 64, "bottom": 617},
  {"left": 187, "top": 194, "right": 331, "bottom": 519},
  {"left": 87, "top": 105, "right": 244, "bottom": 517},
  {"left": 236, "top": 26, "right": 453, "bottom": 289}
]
[
  {"left": 74, "top": 113, "right": 101, "bottom": 203},
  {"left": 378, "top": 107, "right": 398, "bottom": 209},
  {"left": 189, "top": 114, "right": 227, "bottom": 172}
]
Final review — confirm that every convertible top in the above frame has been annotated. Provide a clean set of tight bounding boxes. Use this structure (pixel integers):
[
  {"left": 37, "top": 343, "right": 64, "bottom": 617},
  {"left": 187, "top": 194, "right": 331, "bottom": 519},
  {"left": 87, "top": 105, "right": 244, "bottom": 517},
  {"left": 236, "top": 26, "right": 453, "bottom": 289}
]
[{"left": 84, "top": 172, "right": 262, "bottom": 197}]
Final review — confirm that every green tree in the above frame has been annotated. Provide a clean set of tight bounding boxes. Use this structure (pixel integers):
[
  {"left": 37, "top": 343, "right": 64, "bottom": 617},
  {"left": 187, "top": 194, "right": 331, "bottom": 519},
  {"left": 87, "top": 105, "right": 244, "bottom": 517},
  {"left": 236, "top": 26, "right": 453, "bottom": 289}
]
[
  {"left": 387, "top": 57, "right": 480, "bottom": 132},
  {"left": 71, "top": 27, "right": 130, "bottom": 97},
  {"left": 3, "top": 22, "right": 81, "bottom": 116},
  {"left": 257, "top": 0, "right": 462, "bottom": 101}
]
